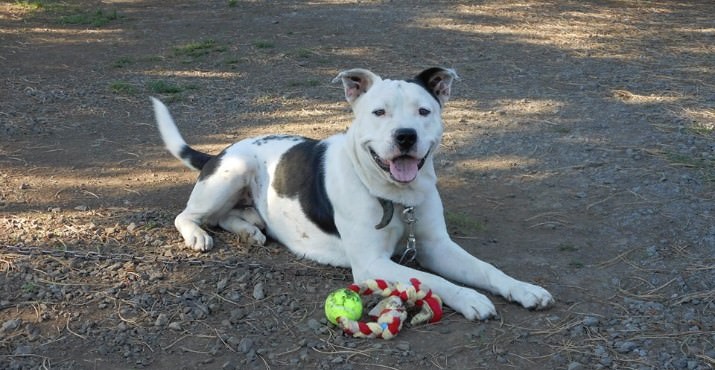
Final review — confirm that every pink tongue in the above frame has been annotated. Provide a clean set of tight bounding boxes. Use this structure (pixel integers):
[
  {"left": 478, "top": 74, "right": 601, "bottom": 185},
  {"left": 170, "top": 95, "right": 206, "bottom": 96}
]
[{"left": 389, "top": 157, "right": 420, "bottom": 182}]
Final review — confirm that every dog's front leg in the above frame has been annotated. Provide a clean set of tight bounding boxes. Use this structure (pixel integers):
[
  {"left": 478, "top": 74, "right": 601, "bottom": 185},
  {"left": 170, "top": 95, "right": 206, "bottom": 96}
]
[
  {"left": 350, "top": 255, "right": 499, "bottom": 320},
  {"left": 335, "top": 210, "right": 497, "bottom": 320},
  {"left": 415, "top": 192, "right": 554, "bottom": 310},
  {"left": 416, "top": 237, "right": 553, "bottom": 310}
]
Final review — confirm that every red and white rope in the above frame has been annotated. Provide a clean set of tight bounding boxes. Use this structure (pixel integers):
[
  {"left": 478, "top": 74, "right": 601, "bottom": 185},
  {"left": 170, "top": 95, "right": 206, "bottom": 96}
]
[{"left": 335, "top": 278, "right": 443, "bottom": 339}]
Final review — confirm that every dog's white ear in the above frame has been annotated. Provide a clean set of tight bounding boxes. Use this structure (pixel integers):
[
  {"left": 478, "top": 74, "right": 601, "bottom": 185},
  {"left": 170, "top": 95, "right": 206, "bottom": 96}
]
[
  {"left": 332, "top": 68, "right": 382, "bottom": 104},
  {"left": 414, "top": 67, "right": 459, "bottom": 106}
]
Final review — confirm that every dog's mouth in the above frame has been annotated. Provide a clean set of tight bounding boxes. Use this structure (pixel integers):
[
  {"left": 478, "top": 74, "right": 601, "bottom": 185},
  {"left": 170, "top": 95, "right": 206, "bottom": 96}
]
[{"left": 369, "top": 147, "right": 429, "bottom": 183}]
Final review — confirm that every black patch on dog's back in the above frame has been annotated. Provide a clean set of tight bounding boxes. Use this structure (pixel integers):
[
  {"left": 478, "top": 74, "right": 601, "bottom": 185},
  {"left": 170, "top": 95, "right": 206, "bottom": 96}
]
[
  {"left": 273, "top": 139, "right": 338, "bottom": 237},
  {"left": 252, "top": 135, "right": 303, "bottom": 146}
]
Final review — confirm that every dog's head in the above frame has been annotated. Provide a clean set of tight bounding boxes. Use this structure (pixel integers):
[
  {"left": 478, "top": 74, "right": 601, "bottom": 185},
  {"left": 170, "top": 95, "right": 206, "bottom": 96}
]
[{"left": 334, "top": 67, "right": 457, "bottom": 189}]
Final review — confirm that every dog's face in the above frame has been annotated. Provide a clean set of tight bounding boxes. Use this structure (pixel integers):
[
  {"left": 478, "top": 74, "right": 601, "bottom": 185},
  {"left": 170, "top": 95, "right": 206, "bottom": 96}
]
[
  {"left": 335, "top": 68, "right": 457, "bottom": 186},
  {"left": 353, "top": 79, "right": 442, "bottom": 184}
]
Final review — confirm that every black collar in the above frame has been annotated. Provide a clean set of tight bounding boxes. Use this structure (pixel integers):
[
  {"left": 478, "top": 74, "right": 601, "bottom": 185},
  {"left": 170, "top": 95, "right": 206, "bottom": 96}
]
[{"left": 375, "top": 198, "right": 394, "bottom": 229}]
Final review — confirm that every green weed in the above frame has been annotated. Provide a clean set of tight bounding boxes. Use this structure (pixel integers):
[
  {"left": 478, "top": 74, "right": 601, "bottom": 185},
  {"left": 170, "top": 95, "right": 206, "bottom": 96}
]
[
  {"left": 688, "top": 123, "right": 714, "bottom": 136},
  {"left": 288, "top": 79, "right": 321, "bottom": 88},
  {"left": 445, "top": 211, "right": 485, "bottom": 234},
  {"left": 109, "top": 81, "right": 137, "bottom": 95},
  {"left": 253, "top": 40, "right": 275, "bottom": 49},
  {"left": 558, "top": 243, "right": 579, "bottom": 252},
  {"left": 21, "top": 282, "right": 38, "bottom": 294},
  {"left": 173, "top": 39, "right": 226, "bottom": 58},
  {"left": 112, "top": 57, "right": 134, "bottom": 68},
  {"left": 60, "top": 8, "right": 120, "bottom": 27},
  {"left": 13, "top": 1, "right": 45, "bottom": 11},
  {"left": 147, "top": 80, "right": 183, "bottom": 94},
  {"left": 291, "top": 48, "right": 314, "bottom": 59}
]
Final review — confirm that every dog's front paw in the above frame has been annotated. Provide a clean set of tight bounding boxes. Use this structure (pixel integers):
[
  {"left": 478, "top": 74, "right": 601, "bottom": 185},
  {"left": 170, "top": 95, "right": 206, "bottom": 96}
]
[
  {"left": 450, "top": 288, "right": 497, "bottom": 320},
  {"left": 175, "top": 216, "right": 214, "bottom": 251},
  {"left": 507, "top": 282, "right": 554, "bottom": 310},
  {"left": 239, "top": 228, "right": 266, "bottom": 247},
  {"left": 183, "top": 228, "right": 214, "bottom": 252}
]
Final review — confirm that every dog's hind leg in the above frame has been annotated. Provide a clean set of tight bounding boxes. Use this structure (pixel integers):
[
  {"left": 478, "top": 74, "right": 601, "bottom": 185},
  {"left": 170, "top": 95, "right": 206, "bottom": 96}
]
[
  {"left": 175, "top": 152, "right": 258, "bottom": 251},
  {"left": 219, "top": 208, "right": 267, "bottom": 246}
]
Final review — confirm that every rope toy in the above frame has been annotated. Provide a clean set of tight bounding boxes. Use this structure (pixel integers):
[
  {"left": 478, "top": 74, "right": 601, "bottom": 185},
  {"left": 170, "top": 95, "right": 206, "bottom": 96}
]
[{"left": 334, "top": 278, "right": 443, "bottom": 340}]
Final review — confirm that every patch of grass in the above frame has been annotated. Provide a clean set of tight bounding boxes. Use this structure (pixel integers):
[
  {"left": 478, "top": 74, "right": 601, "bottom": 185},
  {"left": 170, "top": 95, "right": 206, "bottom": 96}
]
[
  {"left": 142, "top": 55, "right": 164, "bottom": 63},
  {"left": 569, "top": 261, "right": 585, "bottom": 269},
  {"left": 558, "top": 243, "right": 579, "bottom": 252},
  {"left": 445, "top": 211, "right": 485, "bottom": 234},
  {"left": 666, "top": 152, "right": 712, "bottom": 169},
  {"left": 11, "top": 1, "right": 80, "bottom": 18},
  {"left": 291, "top": 48, "right": 314, "bottom": 59},
  {"left": 551, "top": 125, "right": 571, "bottom": 134},
  {"left": 13, "top": 1, "right": 45, "bottom": 11},
  {"left": 112, "top": 56, "right": 134, "bottom": 68},
  {"left": 228, "top": 0, "right": 238, "bottom": 7},
  {"left": 664, "top": 152, "right": 715, "bottom": 182},
  {"left": 288, "top": 79, "right": 321, "bottom": 88},
  {"left": 144, "top": 220, "right": 161, "bottom": 230},
  {"left": 253, "top": 40, "right": 275, "bottom": 49},
  {"left": 60, "top": 8, "right": 120, "bottom": 27},
  {"left": 224, "top": 56, "right": 241, "bottom": 66},
  {"left": 688, "top": 123, "right": 714, "bottom": 136},
  {"left": 147, "top": 80, "right": 183, "bottom": 94},
  {"left": 109, "top": 81, "right": 137, "bottom": 95},
  {"left": 173, "top": 39, "right": 227, "bottom": 58},
  {"left": 21, "top": 282, "right": 38, "bottom": 294}
]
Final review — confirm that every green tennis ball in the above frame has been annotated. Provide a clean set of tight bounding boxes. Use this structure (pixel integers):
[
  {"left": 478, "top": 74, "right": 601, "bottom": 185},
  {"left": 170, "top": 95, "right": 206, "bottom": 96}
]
[{"left": 324, "top": 288, "right": 363, "bottom": 325}]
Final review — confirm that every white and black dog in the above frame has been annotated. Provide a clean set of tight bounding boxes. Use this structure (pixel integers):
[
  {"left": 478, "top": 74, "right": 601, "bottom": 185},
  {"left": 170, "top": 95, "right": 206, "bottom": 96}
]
[{"left": 151, "top": 67, "right": 553, "bottom": 320}]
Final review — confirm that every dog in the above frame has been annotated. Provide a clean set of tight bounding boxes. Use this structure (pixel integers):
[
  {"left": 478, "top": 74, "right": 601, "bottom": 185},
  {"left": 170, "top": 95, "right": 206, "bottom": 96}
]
[{"left": 151, "top": 67, "right": 553, "bottom": 320}]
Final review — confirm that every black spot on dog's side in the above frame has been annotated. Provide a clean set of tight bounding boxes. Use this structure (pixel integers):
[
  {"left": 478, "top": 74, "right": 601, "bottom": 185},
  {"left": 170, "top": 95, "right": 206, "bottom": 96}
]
[
  {"left": 252, "top": 135, "right": 303, "bottom": 146},
  {"left": 273, "top": 139, "right": 338, "bottom": 237}
]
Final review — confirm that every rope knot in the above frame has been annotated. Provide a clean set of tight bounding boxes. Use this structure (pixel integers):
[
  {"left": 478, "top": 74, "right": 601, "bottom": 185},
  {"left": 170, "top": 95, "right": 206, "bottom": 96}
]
[{"left": 337, "top": 278, "right": 442, "bottom": 339}]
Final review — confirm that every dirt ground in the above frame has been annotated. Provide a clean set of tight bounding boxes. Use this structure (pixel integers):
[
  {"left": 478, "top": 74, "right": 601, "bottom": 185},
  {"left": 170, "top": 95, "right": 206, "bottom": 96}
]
[{"left": 1, "top": 1, "right": 714, "bottom": 369}]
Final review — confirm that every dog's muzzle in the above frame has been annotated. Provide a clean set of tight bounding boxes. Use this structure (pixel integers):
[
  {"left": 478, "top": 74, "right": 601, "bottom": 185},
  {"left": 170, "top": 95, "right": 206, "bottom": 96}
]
[{"left": 369, "top": 147, "right": 429, "bottom": 183}]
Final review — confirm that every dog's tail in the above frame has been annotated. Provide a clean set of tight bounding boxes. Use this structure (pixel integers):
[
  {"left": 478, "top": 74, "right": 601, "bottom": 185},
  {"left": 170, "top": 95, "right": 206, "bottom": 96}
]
[{"left": 151, "top": 97, "right": 212, "bottom": 171}]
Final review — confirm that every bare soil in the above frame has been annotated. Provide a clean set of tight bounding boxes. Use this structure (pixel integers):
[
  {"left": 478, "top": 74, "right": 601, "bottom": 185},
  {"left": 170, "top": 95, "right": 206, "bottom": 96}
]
[{"left": 1, "top": 1, "right": 714, "bottom": 369}]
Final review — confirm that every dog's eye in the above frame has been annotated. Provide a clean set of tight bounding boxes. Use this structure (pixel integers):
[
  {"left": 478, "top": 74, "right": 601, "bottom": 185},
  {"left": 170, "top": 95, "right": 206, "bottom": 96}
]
[
  {"left": 372, "top": 109, "right": 386, "bottom": 117},
  {"left": 418, "top": 108, "right": 431, "bottom": 116}
]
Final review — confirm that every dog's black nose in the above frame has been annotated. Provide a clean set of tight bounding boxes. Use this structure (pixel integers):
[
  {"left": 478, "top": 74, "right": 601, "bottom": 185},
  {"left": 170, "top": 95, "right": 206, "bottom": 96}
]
[{"left": 394, "top": 128, "right": 417, "bottom": 151}]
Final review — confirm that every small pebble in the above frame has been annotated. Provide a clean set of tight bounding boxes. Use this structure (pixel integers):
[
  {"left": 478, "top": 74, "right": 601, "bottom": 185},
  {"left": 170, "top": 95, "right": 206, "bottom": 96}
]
[
  {"left": 616, "top": 341, "right": 637, "bottom": 354},
  {"left": 583, "top": 316, "right": 600, "bottom": 327},
  {"left": 238, "top": 337, "right": 254, "bottom": 354},
  {"left": 217, "top": 277, "right": 229, "bottom": 292},
  {"left": 1, "top": 319, "right": 22, "bottom": 332},
  {"left": 229, "top": 308, "right": 246, "bottom": 323},
  {"left": 14, "top": 345, "right": 32, "bottom": 355},
  {"left": 168, "top": 321, "right": 182, "bottom": 331},
  {"left": 395, "top": 341, "right": 410, "bottom": 351},
  {"left": 252, "top": 282, "right": 265, "bottom": 300},
  {"left": 155, "top": 313, "right": 168, "bottom": 327},
  {"left": 307, "top": 318, "right": 321, "bottom": 330}
]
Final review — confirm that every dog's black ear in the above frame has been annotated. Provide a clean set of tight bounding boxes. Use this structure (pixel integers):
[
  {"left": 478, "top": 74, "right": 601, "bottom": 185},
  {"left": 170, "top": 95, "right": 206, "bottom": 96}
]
[
  {"left": 332, "top": 68, "right": 382, "bottom": 104},
  {"left": 413, "top": 67, "right": 458, "bottom": 106}
]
